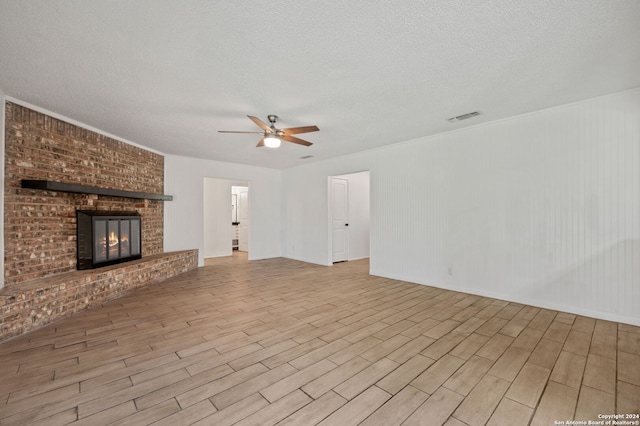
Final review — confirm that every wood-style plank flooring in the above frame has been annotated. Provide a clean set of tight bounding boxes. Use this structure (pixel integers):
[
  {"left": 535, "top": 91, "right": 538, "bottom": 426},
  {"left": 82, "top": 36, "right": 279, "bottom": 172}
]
[{"left": 1, "top": 253, "right": 639, "bottom": 425}]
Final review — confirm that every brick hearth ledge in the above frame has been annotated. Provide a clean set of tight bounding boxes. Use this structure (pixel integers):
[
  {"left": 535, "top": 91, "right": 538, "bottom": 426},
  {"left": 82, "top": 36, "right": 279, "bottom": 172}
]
[{"left": 0, "top": 250, "right": 198, "bottom": 342}]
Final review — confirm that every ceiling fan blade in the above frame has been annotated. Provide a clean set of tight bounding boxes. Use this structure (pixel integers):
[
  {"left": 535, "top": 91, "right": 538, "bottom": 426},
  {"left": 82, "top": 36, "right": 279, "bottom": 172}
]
[
  {"left": 256, "top": 138, "right": 265, "bottom": 147},
  {"left": 247, "top": 115, "right": 273, "bottom": 133},
  {"left": 281, "top": 125, "right": 319, "bottom": 135},
  {"left": 218, "top": 130, "right": 264, "bottom": 134},
  {"left": 282, "top": 134, "right": 313, "bottom": 146}
]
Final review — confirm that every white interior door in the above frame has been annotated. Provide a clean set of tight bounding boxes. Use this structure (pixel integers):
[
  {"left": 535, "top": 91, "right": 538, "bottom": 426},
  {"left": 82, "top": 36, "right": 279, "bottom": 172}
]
[
  {"left": 238, "top": 187, "right": 249, "bottom": 252},
  {"left": 332, "top": 178, "right": 349, "bottom": 262}
]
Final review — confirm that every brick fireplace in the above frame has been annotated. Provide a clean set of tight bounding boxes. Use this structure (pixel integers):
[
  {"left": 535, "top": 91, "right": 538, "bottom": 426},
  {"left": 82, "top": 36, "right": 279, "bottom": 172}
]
[
  {"left": 4, "top": 102, "right": 165, "bottom": 284},
  {"left": 1, "top": 102, "right": 198, "bottom": 341}
]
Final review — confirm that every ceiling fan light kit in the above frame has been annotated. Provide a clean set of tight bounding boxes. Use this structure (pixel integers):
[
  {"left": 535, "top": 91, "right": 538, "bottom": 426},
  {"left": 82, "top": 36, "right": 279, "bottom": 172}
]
[
  {"left": 219, "top": 115, "right": 319, "bottom": 149},
  {"left": 263, "top": 135, "right": 281, "bottom": 148}
]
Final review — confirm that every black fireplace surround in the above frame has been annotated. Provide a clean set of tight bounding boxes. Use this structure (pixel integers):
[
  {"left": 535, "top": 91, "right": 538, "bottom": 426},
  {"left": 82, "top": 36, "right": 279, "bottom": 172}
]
[{"left": 76, "top": 210, "right": 142, "bottom": 270}]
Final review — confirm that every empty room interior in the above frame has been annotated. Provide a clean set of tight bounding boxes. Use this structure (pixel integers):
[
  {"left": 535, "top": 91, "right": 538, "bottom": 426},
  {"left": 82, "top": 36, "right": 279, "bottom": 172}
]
[{"left": 0, "top": 1, "right": 639, "bottom": 425}]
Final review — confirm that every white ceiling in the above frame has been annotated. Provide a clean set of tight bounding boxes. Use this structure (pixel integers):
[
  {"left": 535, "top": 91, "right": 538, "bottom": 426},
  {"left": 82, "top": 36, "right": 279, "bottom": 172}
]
[{"left": 1, "top": 1, "right": 639, "bottom": 169}]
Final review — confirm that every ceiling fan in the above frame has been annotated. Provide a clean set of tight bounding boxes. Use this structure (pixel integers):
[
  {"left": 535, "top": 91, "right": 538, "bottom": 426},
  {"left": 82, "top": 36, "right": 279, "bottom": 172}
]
[{"left": 219, "top": 115, "right": 319, "bottom": 148}]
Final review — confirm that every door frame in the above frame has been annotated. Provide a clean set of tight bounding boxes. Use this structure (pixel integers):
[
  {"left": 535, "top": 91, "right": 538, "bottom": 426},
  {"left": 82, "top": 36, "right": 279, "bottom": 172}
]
[
  {"left": 203, "top": 177, "right": 250, "bottom": 258},
  {"left": 236, "top": 185, "right": 249, "bottom": 252},
  {"left": 327, "top": 170, "right": 371, "bottom": 265},
  {"left": 330, "top": 177, "right": 349, "bottom": 263}
]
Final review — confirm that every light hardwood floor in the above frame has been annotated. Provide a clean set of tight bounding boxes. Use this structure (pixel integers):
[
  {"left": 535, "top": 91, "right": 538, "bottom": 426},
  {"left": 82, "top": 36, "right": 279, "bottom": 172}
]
[{"left": 0, "top": 253, "right": 638, "bottom": 425}]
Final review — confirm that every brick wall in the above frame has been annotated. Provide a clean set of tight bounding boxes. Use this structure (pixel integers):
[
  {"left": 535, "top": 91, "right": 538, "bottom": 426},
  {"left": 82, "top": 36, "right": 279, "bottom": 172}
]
[{"left": 4, "top": 102, "right": 166, "bottom": 285}]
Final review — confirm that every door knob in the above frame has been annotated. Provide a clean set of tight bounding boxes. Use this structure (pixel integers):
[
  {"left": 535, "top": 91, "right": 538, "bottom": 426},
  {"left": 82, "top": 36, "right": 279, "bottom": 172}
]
[{"left": 345, "top": 224, "right": 349, "bottom": 226}]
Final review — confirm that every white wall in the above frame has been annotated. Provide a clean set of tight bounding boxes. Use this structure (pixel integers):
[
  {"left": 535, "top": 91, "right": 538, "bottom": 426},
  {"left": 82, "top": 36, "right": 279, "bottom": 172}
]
[
  {"left": 165, "top": 155, "right": 282, "bottom": 266},
  {"left": 283, "top": 157, "right": 372, "bottom": 265},
  {"left": 203, "top": 178, "right": 246, "bottom": 258},
  {"left": 334, "top": 171, "right": 370, "bottom": 261},
  {"left": 283, "top": 88, "right": 640, "bottom": 325}
]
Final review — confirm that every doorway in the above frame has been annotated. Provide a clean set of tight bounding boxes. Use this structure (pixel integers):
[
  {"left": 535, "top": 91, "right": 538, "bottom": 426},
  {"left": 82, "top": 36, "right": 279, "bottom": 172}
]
[
  {"left": 232, "top": 185, "right": 249, "bottom": 252},
  {"left": 203, "top": 178, "right": 249, "bottom": 258},
  {"left": 329, "top": 171, "right": 370, "bottom": 263}
]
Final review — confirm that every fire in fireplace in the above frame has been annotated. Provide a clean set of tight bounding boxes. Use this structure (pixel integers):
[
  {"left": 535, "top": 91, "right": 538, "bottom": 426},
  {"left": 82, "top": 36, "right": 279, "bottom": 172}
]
[{"left": 76, "top": 210, "right": 142, "bottom": 270}]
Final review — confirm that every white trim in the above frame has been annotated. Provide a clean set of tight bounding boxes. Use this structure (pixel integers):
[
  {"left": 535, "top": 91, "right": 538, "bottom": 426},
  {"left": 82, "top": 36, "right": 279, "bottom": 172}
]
[
  {"left": 4, "top": 96, "right": 166, "bottom": 156},
  {"left": 346, "top": 256, "right": 370, "bottom": 262},
  {"left": 287, "top": 253, "right": 332, "bottom": 267},
  {"left": 326, "top": 176, "right": 333, "bottom": 265},
  {"left": 371, "top": 270, "right": 640, "bottom": 327}
]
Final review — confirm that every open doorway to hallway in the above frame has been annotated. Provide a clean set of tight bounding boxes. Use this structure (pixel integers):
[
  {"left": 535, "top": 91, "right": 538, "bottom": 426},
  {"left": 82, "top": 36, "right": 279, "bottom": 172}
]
[
  {"left": 329, "top": 171, "right": 370, "bottom": 263},
  {"left": 231, "top": 185, "right": 249, "bottom": 252},
  {"left": 203, "top": 177, "right": 249, "bottom": 258}
]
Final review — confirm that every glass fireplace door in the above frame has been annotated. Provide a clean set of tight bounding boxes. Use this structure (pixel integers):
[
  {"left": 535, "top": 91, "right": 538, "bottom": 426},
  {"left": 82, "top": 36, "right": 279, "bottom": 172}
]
[
  {"left": 77, "top": 210, "right": 142, "bottom": 270},
  {"left": 120, "top": 220, "right": 130, "bottom": 258},
  {"left": 94, "top": 219, "right": 108, "bottom": 263}
]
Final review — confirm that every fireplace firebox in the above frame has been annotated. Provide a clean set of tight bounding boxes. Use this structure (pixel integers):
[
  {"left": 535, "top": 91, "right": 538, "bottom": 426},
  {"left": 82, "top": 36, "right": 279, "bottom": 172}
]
[{"left": 76, "top": 210, "right": 142, "bottom": 270}]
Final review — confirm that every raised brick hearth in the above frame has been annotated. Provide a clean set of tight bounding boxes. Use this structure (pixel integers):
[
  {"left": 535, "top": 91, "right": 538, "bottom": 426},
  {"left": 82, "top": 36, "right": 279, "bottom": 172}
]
[
  {"left": 3, "top": 102, "right": 199, "bottom": 341},
  {"left": 0, "top": 250, "right": 198, "bottom": 342}
]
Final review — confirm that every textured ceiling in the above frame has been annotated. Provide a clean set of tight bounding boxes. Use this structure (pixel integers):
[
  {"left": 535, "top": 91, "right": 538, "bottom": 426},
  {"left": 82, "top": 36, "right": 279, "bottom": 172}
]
[{"left": 1, "top": 1, "right": 639, "bottom": 169}]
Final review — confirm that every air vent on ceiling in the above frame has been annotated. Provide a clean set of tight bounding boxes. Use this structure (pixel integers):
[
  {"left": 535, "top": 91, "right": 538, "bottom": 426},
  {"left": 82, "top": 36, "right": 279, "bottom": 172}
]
[
  {"left": 300, "top": 155, "right": 314, "bottom": 159},
  {"left": 447, "top": 111, "right": 481, "bottom": 122}
]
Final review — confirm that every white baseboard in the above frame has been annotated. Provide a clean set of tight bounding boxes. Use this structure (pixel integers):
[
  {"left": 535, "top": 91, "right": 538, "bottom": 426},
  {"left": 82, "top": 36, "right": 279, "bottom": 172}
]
[{"left": 370, "top": 269, "right": 640, "bottom": 327}]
